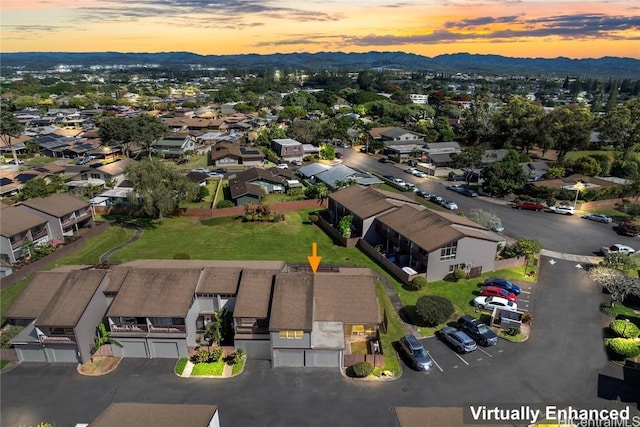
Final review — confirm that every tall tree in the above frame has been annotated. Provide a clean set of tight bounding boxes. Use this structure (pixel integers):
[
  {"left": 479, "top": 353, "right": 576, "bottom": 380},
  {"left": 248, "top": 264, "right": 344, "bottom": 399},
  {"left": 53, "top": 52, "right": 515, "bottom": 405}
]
[
  {"left": 481, "top": 150, "right": 529, "bottom": 197},
  {"left": 0, "top": 109, "right": 25, "bottom": 166},
  {"left": 600, "top": 98, "right": 640, "bottom": 160},
  {"left": 492, "top": 95, "right": 544, "bottom": 152},
  {"left": 125, "top": 158, "right": 198, "bottom": 219},
  {"left": 546, "top": 104, "right": 593, "bottom": 160},
  {"left": 97, "top": 116, "right": 135, "bottom": 157},
  {"left": 451, "top": 146, "right": 484, "bottom": 184},
  {"left": 134, "top": 115, "right": 169, "bottom": 158}
]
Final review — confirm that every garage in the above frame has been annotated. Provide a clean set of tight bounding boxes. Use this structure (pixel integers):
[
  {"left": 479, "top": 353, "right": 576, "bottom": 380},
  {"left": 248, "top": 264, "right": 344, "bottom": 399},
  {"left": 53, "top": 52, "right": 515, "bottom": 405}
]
[
  {"left": 119, "top": 340, "right": 149, "bottom": 358},
  {"left": 236, "top": 339, "right": 271, "bottom": 360},
  {"left": 272, "top": 349, "right": 304, "bottom": 367},
  {"left": 304, "top": 350, "right": 341, "bottom": 368},
  {"left": 150, "top": 341, "right": 180, "bottom": 359},
  {"left": 44, "top": 345, "right": 79, "bottom": 363},
  {"left": 16, "top": 345, "right": 47, "bottom": 362}
]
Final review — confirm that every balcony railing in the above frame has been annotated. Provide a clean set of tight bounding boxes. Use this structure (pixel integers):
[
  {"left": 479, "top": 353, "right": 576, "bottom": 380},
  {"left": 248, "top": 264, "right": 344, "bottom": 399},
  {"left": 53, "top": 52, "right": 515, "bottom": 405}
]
[
  {"left": 10, "top": 238, "right": 27, "bottom": 250},
  {"left": 61, "top": 211, "right": 92, "bottom": 226},
  {"left": 111, "top": 324, "right": 148, "bottom": 333},
  {"left": 39, "top": 334, "right": 76, "bottom": 344},
  {"left": 31, "top": 230, "right": 49, "bottom": 241},
  {"left": 149, "top": 324, "right": 186, "bottom": 333}
]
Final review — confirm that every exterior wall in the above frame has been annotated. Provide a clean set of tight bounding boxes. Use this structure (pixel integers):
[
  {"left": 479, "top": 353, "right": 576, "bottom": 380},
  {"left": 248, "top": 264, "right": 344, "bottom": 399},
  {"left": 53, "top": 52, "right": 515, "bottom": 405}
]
[
  {"left": 0, "top": 235, "right": 19, "bottom": 263},
  {"left": 185, "top": 303, "right": 200, "bottom": 347},
  {"left": 215, "top": 157, "right": 240, "bottom": 166},
  {"left": 74, "top": 282, "right": 111, "bottom": 363},
  {"left": 113, "top": 338, "right": 150, "bottom": 358},
  {"left": 20, "top": 209, "right": 64, "bottom": 239},
  {"left": 426, "top": 237, "right": 498, "bottom": 281},
  {"left": 197, "top": 295, "right": 217, "bottom": 313},
  {"left": 270, "top": 331, "right": 311, "bottom": 349},
  {"left": 210, "top": 410, "right": 221, "bottom": 427}
]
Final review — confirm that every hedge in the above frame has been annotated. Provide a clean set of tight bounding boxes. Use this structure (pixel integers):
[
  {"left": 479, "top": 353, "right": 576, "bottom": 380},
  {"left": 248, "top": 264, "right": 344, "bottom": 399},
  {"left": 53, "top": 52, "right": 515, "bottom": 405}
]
[
  {"left": 415, "top": 295, "right": 455, "bottom": 327},
  {"left": 407, "top": 276, "right": 428, "bottom": 291},
  {"left": 606, "top": 338, "right": 640, "bottom": 359},
  {"left": 610, "top": 320, "right": 640, "bottom": 339}
]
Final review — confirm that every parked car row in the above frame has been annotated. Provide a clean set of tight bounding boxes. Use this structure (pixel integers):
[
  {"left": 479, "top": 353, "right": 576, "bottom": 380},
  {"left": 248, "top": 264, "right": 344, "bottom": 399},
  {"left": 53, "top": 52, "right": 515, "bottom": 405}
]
[
  {"left": 446, "top": 184, "right": 478, "bottom": 197},
  {"left": 429, "top": 193, "right": 458, "bottom": 210},
  {"left": 404, "top": 168, "right": 428, "bottom": 178}
]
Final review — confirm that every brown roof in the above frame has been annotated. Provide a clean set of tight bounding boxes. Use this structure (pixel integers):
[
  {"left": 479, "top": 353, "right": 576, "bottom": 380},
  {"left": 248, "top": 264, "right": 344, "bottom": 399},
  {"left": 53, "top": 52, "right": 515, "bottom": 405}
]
[
  {"left": 0, "top": 205, "right": 48, "bottom": 237},
  {"left": 313, "top": 272, "right": 380, "bottom": 324},
  {"left": 368, "top": 126, "right": 394, "bottom": 139},
  {"left": 90, "top": 403, "right": 218, "bottom": 427},
  {"left": 20, "top": 193, "right": 89, "bottom": 217},
  {"left": 393, "top": 407, "right": 507, "bottom": 427},
  {"left": 197, "top": 267, "right": 242, "bottom": 294},
  {"left": 233, "top": 270, "right": 276, "bottom": 318},
  {"left": 269, "top": 272, "right": 313, "bottom": 331},
  {"left": 107, "top": 268, "right": 201, "bottom": 318},
  {"left": 4, "top": 271, "right": 69, "bottom": 319},
  {"left": 36, "top": 269, "right": 107, "bottom": 327},
  {"left": 162, "top": 117, "right": 213, "bottom": 129},
  {"left": 377, "top": 204, "right": 493, "bottom": 252},
  {"left": 96, "top": 158, "right": 135, "bottom": 177},
  {"left": 328, "top": 185, "right": 400, "bottom": 219},
  {"left": 103, "top": 266, "right": 132, "bottom": 293}
]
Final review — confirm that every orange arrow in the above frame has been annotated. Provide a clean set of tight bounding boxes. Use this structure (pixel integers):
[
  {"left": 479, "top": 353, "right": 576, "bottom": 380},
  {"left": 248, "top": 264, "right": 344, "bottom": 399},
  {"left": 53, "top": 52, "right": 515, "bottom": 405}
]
[{"left": 307, "top": 242, "right": 322, "bottom": 273}]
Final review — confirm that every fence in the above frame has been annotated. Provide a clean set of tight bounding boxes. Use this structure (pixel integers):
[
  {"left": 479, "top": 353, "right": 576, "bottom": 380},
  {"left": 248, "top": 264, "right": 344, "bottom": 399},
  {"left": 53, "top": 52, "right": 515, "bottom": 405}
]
[
  {"left": 494, "top": 257, "right": 526, "bottom": 271},
  {"left": 315, "top": 215, "right": 359, "bottom": 247},
  {"left": 356, "top": 239, "right": 418, "bottom": 286},
  {"left": 343, "top": 354, "right": 385, "bottom": 368},
  {"left": 0, "top": 349, "right": 18, "bottom": 361}
]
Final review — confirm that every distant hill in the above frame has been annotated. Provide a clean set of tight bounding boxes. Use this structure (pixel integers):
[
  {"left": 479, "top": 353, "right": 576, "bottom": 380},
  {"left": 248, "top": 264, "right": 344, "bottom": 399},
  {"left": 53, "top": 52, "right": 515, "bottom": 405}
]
[{"left": 1, "top": 51, "right": 639, "bottom": 78}]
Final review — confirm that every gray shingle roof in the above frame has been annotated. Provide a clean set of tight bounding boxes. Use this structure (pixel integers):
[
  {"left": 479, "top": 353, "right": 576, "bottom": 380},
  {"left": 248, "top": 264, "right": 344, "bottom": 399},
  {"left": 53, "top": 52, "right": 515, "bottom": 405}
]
[
  {"left": 4, "top": 271, "right": 68, "bottom": 320},
  {"left": 0, "top": 205, "right": 48, "bottom": 237},
  {"left": 268, "top": 272, "right": 314, "bottom": 331},
  {"left": 20, "top": 193, "right": 89, "bottom": 217}
]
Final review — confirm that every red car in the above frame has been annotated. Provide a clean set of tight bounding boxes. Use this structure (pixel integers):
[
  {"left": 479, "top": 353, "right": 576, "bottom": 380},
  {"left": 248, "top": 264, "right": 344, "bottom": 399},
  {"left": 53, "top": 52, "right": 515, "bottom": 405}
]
[
  {"left": 516, "top": 201, "right": 544, "bottom": 211},
  {"left": 479, "top": 285, "right": 517, "bottom": 302}
]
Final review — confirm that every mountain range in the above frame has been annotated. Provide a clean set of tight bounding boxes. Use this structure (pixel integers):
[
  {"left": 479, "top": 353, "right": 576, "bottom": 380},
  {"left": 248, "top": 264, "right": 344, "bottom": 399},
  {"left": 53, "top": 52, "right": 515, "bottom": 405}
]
[{"left": 1, "top": 51, "right": 639, "bottom": 78}]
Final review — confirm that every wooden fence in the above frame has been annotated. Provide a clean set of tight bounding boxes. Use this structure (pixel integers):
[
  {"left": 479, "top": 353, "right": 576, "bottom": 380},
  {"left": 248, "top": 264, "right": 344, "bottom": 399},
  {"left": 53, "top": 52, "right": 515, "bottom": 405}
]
[{"left": 343, "top": 354, "right": 385, "bottom": 368}]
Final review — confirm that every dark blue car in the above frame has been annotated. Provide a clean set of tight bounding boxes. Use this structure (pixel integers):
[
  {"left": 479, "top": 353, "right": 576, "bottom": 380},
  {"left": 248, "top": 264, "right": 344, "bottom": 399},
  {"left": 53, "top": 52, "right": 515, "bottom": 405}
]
[{"left": 483, "top": 278, "right": 521, "bottom": 295}]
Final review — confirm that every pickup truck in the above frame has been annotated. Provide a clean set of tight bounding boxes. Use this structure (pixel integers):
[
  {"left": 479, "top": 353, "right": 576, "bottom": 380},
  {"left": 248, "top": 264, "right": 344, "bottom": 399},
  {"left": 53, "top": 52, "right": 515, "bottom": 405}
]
[
  {"left": 617, "top": 221, "right": 640, "bottom": 237},
  {"left": 600, "top": 244, "right": 635, "bottom": 256},
  {"left": 515, "top": 201, "right": 545, "bottom": 211}
]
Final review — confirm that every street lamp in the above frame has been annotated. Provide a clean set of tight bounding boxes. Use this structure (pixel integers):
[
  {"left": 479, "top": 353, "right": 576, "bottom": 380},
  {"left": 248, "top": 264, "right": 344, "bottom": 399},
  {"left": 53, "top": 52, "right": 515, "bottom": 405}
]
[{"left": 573, "top": 182, "right": 585, "bottom": 209}]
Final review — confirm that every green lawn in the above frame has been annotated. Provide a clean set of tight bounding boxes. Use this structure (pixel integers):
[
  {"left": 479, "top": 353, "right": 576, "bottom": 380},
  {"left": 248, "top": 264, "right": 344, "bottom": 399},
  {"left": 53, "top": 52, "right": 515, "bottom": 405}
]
[
  {"left": 374, "top": 282, "right": 404, "bottom": 377},
  {"left": 175, "top": 357, "right": 188, "bottom": 375},
  {"left": 110, "top": 211, "right": 375, "bottom": 265},
  {"left": 231, "top": 358, "right": 245, "bottom": 375},
  {"left": 25, "top": 156, "right": 57, "bottom": 165},
  {"left": 191, "top": 359, "right": 225, "bottom": 376},
  {"left": 601, "top": 302, "right": 640, "bottom": 324},
  {"left": 1, "top": 277, "right": 30, "bottom": 320}
]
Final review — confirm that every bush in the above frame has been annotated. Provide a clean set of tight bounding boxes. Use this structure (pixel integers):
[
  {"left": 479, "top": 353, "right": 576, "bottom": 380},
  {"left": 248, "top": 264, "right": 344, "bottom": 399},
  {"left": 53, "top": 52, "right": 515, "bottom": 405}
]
[
  {"left": 351, "top": 361, "right": 373, "bottom": 378},
  {"left": 407, "top": 276, "right": 428, "bottom": 291},
  {"left": 452, "top": 268, "right": 466, "bottom": 281},
  {"left": 216, "top": 200, "right": 235, "bottom": 208},
  {"left": 0, "top": 325, "right": 24, "bottom": 349},
  {"left": 610, "top": 320, "right": 640, "bottom": 339},
  {"left": 505, "top": 326, "right": 521, "bottom": 336},
  {"left": 415, "top": 295, "right": 455, "bottom": 327},
  {"left": 211, "top": 347, "right": 224, "bottom": 362},
  {"left": 606, "top": 338, "right": 640, "bottom": 359}
]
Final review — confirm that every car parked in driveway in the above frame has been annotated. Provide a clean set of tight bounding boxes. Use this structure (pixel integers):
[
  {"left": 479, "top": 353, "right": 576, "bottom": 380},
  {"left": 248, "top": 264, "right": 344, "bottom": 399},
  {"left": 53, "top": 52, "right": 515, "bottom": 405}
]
[
  {"left": 483, "top": 278, "right": 521, "bottom": 295},
  {"left": 479, "top": 285, "right": 517, "bottom": 302},
  {"left": 600, "top": 243, "right": 635, "bottom": 256},
  {"left": 436, "top": 326, "right": 477, "bottom": 353},
  {"left": 548, "top": 205, "right": 575, "bottom": 215},
  {"left": 457, "top": 315, "right": 498, "bottom": 346},
  {"left": 191, "top": 167, "right": 209, "bottom": 173},
  {"left": 582, "top": 213, "right": 612, "bottom": 223},
  {"left": 398, "top": 335, "right": 434, "bottom": 371},
  {"left": 473, "top": 296, "right": 518, "bottom": 312}
]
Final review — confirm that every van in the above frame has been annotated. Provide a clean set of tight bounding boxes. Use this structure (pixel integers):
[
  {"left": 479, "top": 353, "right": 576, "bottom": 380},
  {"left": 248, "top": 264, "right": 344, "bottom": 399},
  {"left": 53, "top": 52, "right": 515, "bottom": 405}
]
[{"left": 399, "top": 335, "right": 433, "bottom": 371}]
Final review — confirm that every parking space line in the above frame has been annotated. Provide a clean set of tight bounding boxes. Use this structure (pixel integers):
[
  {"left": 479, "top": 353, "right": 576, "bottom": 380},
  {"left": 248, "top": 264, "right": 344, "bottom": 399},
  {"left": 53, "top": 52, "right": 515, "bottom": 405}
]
[
  {"left": 518, "top": 299, "right": 530, "bottom": 303},
  {"left": 454, "top": 352, "right": 469, "bottom": 365},
  {"left": 520, "top": 290, "right": 531, "bottom": 295},
  {"left": 478, "top": 348, "right": 493, "bottom": 358},
  {"left": 431, "top": 356, "right": 444, "bottom": 372}
]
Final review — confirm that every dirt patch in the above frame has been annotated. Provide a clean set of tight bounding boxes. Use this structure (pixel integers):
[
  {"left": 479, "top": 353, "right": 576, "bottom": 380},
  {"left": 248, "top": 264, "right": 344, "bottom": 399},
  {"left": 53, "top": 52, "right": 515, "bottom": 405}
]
[{"left": 77, "top": 356, "right": 122, "bottom": 376}]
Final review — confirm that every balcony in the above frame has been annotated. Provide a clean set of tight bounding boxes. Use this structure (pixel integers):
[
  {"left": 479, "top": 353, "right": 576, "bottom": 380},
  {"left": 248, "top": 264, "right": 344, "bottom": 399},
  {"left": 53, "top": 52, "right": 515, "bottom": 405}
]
[
  {"left": 111, "top": 324, "right": 148, "bottom": 333},
  {"left": 39, "top": 334, "right": 76, "bottom": 344},
  {"left": 61, "top": 211, "right": 92, "bottom": 227},
  {"left": 10, "top": 238, "right": 27, "bottom": 250},
  {"left": 148, "top": 324, "right": 186, "bottom": 333},
  {"left": 31, "top": 229, "right": 49, "bottom": 241}
]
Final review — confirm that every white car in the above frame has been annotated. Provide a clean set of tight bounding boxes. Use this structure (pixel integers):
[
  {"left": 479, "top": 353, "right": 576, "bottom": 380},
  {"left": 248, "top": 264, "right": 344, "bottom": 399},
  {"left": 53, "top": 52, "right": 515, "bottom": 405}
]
[
  {"left": 412, "top": 170, "right": 428, "bottom": 178},
  {"left": 276, "top": 164, "right": 289, "bottom": 169},
  {"left": 404, "top": 168, "right": 416, "bottom": 174},
  {"left": 600, "top": 244, "right": 635, "bottom": 256},
  {"left": 442, "top": 201, "right": 458, "bottom": 210},
  {"left": 191, "top": 168, "right": 209, "bottom": 173},
  {"left": 473, "top": 296, "right": 518, "bottom": 312},
  {"left": 548, "top": 205, "right": 575, "bottom": 215}
]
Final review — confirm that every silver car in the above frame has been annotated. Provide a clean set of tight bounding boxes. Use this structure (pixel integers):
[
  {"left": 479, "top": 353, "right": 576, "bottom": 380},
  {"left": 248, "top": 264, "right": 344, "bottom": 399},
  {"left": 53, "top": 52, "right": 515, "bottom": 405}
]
[
  {"left": 437, "top": 326, "right": 477, "bottom": 353},
  {"left": 399, "top": 335, "right": 434, "bottom": 371}
]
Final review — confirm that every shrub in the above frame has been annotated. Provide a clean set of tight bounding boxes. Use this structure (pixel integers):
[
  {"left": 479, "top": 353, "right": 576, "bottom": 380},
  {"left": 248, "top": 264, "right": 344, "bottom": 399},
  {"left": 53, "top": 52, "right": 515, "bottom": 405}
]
[
  {"left": 505, "top": 326, "right": 521, "bottom": 336},
  {"left": 211, "top": 347, "right": 224, "bottom": 362},
  {"left": 351, "top": 361, "right": 373, "bottom": 378},
  {"left": 216, "top": 200, "right": 235, "bottom": 208},
  {"left": 452, "top": 268, "right": 467, "bottom": 281},
  {"left": 0, "top": 325, "right": 24, "bottom": 349},
  {"left": 194, "top": 348, "right": 211, "bottom": 363},
  {"left": 173, "top": 253, "right": 190, "bottom": 260},
  {"left": 415, "top": 295, "right": 455, "bottom": 327},
  {"left": 610, "top": 320, "right": 640, "bottom": 339},
  {"left": 407, "top": 276, "right": 428, "bottom": 291},
  {"left": 521, "top": 312, "right": 533, "bottom": 324},
  {"left": 606, "top": 338, "right": 640, "bottom": 359},
  {"left": 308, "top": 213, "right": 319, "bottom": 223}
]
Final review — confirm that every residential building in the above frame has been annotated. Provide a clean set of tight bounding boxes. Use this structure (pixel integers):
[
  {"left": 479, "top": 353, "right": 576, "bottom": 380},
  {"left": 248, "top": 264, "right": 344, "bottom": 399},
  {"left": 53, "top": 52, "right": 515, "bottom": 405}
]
[
  {"left": 210, "top": 142, "right": 265, "bottom": 167},
  {"left": 227, "top": 167, "right": 298, "bottom": 205},
  {"left": 0, "top": 203, "right": 52, "bottom": 264},
  {"left": 423, "top": 141, "right": 462, "bottom": 167},
  {"left": 311, "top": 164, "right": 383, "bottom": 191},
  {"left": 152, "top": 134, "right": 197, "bottom": 157},
  {"left": 271, "top": 138, "right": 304, "bottom": 163},
  {"left": 18, "top": 193, "right": 94, "bottom": 239},
  {"left": 77, "top": 158, "right": 135, "bottom": 187}
]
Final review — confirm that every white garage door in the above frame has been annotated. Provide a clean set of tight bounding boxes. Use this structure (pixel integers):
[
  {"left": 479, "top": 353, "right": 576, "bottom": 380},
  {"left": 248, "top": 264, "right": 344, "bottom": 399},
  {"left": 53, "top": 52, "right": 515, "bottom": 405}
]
[
  {"left": 273, "top": 349, "right": 305, "bottom": 367},
  {"left": 17, "top": 345, "right": 47, "bottom": 362},
  {"left": 121, "top": 340, "right": 149, "bottom": 358},
  {"left": 150, "top": 341, "right": 180, "bottom": 358},
  {"left": 45, "top": 346, "right": 79, "bottom": 363},
  {"left": 305, "top": 350, "right": 341, "bottom": 367}
]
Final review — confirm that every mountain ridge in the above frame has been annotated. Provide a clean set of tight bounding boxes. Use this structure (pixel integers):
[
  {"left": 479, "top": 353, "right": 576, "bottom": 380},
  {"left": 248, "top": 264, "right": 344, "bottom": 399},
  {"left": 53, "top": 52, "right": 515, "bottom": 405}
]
[{"left": 1, "top": 51, "right": 638, "bottom": 78}]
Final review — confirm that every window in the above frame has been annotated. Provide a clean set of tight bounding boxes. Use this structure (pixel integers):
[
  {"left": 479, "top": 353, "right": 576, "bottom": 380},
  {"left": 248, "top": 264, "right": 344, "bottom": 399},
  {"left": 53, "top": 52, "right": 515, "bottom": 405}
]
[
  {"left": 440, "top": 242, "right": 458, "bottom": 261},
  {"left": 448, "top": 263, "right": 466, "bottom": 272},
  {"left": 279, "top": 330, "right": 303, "bottom": 339},
  {"left": 90, "top": 173, "right": 101, "bottom": 179}
]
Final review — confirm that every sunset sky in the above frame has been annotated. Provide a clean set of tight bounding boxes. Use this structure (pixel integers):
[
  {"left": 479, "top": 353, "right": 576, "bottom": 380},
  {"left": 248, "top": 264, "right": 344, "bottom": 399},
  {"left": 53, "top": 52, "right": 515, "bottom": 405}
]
[{"left": 2, "top": 0, "right": 639, "bottom": 59}]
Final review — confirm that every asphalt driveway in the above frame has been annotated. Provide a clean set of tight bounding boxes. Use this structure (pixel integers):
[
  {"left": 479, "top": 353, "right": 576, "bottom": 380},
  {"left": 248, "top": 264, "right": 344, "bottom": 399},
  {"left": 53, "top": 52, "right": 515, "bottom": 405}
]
[{"left": 1, "top": 257, "right": 638, "bottom": 427}]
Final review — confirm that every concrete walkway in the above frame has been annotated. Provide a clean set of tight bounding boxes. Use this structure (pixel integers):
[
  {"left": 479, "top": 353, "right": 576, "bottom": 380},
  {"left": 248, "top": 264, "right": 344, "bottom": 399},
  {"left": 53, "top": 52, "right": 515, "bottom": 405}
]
[
  {"left": 99, "top": 225, "right": 143, "bottom": 264},
  {"left": 374, "top": 272, "right": 420, "bottom": 338}
]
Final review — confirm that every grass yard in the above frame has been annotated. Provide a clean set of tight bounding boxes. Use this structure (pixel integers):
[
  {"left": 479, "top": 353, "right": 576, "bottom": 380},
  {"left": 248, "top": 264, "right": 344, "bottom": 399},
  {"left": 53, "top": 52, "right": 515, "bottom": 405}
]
[
  {"left": 374, "top": 282, "right": 404, "bottom": 377},
  {"left": 109, "top": 211, "right": 375, "bottom": 265},
  {"left": 0, "top": 277, "right": 30, "bottom": 320},
  {"left": 232, "top": 358, "right": 245, "bottom": 375},
  {"left": 175, "top": 358, "right": 188, "bottom": 375},
  {"left": 182, "top": 181, "right": 219, "bottom": 209},
  {"left": 601, "top": 302, "right": 640, "bottom": 324},
  {"left": 191, "top": 359, "right": 225, "bottom": 376},
  {"left": 350, "top": 340, "right": 368, "bottom": 355}
]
